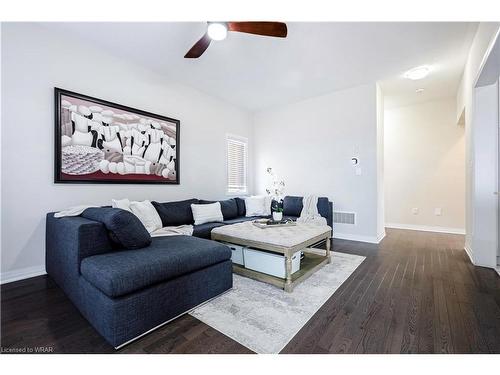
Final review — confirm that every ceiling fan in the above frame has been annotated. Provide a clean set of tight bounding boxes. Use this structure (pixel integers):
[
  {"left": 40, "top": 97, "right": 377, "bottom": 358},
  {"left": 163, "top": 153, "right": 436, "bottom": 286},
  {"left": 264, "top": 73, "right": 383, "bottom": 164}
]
[{"left": 184, "top": 22, "right": 288, "bottom": 58}]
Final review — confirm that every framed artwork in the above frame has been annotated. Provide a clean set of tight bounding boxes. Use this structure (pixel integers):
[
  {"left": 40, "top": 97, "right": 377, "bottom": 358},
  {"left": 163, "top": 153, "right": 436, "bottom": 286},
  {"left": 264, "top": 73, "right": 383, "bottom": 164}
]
[{"left": 54, "top": 88, "right": 179, "bottom": 184}]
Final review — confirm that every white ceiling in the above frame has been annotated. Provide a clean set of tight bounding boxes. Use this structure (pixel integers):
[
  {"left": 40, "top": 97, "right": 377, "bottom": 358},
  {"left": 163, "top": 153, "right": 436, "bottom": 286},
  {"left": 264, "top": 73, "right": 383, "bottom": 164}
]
[{"left": 42, "top": 22, "right": 478, "bottom": 111}]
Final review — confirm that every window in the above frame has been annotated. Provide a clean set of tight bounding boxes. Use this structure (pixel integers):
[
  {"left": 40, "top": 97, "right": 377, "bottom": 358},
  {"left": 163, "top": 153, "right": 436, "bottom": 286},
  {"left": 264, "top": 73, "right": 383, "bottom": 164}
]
[{"left": 226, "top": 135, "right": 248, "bottom": 194}]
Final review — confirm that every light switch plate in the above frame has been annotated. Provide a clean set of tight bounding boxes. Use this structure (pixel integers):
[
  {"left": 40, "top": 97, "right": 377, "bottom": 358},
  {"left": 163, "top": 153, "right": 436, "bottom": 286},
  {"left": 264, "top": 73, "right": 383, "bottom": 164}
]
[
  {"left": 434, "top": 208, "right": 442, "bottom": 216},
  {"left": 355, "top": 167, "right": 362, "bottom": 176},
  {"left": 412, "top": 208, "right": 419, "bottom": 215}
]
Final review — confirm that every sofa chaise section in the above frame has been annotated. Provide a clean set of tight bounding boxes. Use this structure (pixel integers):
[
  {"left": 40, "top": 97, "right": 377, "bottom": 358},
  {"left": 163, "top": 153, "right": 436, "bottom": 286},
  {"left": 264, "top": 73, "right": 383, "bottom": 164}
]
[
  {"left": 80, "top": 236, "right": 231, "bottom": 298},
  {"left": 79, "top": 259, "right": 231, "bottom": 349},
  {"left": 46, "top": 213, "right": 233, "bottom": 348}
]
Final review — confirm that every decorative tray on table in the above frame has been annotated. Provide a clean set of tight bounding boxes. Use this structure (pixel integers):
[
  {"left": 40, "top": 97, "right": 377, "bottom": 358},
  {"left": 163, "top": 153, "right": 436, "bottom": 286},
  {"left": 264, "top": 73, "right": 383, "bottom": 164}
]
[{"left": 252, "top": 218, "right": 297, "bottom": 229}]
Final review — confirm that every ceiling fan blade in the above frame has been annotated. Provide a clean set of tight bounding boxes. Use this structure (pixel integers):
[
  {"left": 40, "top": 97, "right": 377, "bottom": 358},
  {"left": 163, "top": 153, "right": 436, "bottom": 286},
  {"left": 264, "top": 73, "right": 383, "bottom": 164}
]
[
  {"left": 227, "top": 22, "right": 287, "bottom": 38},
  {"left": 184, "top": 33, "right": 211, "bottom": 58}
]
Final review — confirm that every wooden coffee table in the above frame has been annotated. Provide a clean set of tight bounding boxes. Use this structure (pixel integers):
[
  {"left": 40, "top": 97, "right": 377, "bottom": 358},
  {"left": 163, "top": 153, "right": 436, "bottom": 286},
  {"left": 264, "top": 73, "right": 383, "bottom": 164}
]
[{"left": 211, "top": 221, "right": 331, "bottom": 292}]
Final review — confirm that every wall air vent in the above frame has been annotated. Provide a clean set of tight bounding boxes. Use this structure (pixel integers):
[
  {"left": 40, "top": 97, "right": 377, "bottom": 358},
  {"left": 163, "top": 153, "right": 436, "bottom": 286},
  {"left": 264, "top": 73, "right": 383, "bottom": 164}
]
[{"left": 334, "top": 211, "right": 356, "bottom": 225}]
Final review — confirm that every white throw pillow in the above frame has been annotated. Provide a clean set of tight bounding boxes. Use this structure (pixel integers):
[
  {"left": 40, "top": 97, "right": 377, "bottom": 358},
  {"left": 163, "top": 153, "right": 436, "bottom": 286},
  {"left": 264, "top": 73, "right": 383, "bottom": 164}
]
[
  {"left": 191, "top": 202, "right": 223, "bottom": 225},
  {"left": 129, "top": 200, "right": 162, "bottom": 233},
  {"left": 245, "top": 196, "right": 268, "bottom": 217},
  {"left": 111, "top": 198, "right": 132, "bottom": 212}
]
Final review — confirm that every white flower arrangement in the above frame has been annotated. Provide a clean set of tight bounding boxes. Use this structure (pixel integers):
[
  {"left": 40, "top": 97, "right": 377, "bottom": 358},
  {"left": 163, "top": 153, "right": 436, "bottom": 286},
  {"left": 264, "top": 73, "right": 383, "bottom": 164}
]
[{"left": 265, "top": 167, "right": 286, "bottom": 208}]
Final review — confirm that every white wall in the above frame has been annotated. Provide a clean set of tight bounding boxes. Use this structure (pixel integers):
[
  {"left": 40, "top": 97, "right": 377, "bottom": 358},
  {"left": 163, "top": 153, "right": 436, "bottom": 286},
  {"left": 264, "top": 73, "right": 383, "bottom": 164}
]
[
  {"left": 253, "top": 84, "right": 382, "bottom": 243},
  {"left": 456, "top": 22, "right": 500, "bottom": 265},
  {"left": 0, "top": 23, "right": 254, "bottom": 283},
  {"left": 384, "top": 99, "right": 465, "bottom": 232}
]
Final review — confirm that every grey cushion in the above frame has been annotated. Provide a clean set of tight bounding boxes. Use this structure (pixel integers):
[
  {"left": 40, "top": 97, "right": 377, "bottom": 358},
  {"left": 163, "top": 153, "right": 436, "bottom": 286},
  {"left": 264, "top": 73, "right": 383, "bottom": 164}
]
[
  {"left": 193, "top": 222, "right": 226, "bottom": 239},
  {"left": 152, "top": 199, "right": 199, "bottom": 226},
  {"left": 199, "top": 199, "right": 238, "bottom": 220},
  {"left": 80, "top": 236, "right": 231, "bottom": 298},
  {"left": 283, "top": 196, "right": 303, "bottom": 217},
  {"left": 81, "top": 207, "right": 151, "bottom": 250},
  {"left": 234, "top": 197, "right": 246, "bottom": 217}
]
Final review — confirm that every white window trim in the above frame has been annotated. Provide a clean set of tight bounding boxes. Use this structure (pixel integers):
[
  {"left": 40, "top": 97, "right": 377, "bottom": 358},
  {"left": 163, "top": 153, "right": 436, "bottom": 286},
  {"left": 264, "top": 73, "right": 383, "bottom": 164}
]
[{"left": 226, "top": 133, "right": 248, "bottom": 196}]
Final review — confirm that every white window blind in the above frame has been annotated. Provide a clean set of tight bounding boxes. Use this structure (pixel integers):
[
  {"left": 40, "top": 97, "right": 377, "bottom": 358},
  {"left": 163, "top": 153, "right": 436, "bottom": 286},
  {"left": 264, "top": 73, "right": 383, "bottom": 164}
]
[{"left": 226, "top": 135, "right": 248, "bottom": 194}]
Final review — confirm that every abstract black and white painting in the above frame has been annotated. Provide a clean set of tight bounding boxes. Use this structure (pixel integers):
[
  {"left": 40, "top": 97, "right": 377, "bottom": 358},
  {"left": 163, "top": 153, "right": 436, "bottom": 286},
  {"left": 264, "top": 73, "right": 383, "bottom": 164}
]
[{"left": 54, "top": 88, "right": 180, "bottom": 184}]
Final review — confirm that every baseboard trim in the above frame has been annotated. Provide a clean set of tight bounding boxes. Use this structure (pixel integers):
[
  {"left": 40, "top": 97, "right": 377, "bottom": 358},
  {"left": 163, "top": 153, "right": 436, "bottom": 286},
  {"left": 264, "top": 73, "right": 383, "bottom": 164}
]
[
  {"left": 334, "top": 232, "right": 381, "bottom": 244},
  {"left": 385, "top": 223, "right": 465, "bottom": 235},
  {"left": 377, "top": 231, "right": 386, "bottom": 243},
  {"left": 463, "top": 244, "right": 475, "bottom": 265},
  {"left": 0, "top": 265, "right": 46, "bottom": 285}
]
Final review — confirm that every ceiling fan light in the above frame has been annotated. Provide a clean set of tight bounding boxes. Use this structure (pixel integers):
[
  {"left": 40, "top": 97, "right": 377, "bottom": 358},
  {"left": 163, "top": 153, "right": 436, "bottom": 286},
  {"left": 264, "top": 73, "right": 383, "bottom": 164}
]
[
  {"left": 404, "top": 66, "right": 430, "bottom": 80},
  {"left": 207, "top": 23, "right": 227, "bottom": 41}
]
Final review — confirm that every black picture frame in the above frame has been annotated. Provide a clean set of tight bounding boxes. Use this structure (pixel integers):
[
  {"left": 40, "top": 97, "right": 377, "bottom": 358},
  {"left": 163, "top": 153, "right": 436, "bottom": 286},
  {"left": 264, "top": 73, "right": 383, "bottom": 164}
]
[{"left": 54, "top": 87, "right": 180, "bottom": 184}]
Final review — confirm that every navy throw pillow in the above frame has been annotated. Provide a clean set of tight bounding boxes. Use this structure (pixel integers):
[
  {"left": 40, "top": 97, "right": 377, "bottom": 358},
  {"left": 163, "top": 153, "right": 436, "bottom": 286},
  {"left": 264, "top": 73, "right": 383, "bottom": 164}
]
[
  {"left": 234, "top": 197, "right": 246, "bottom": 217},
  {"left": 81, "top": 207, "right": 151, "bottom": 250},
  {"left": 199, "top": 198, "right": 238, "bottom": 220},
  {"left": 151, "top": 199, "right": 199, "bottom": 227},
  {"left": 283, "top": 196, "right": 303, "bottom": 217}
]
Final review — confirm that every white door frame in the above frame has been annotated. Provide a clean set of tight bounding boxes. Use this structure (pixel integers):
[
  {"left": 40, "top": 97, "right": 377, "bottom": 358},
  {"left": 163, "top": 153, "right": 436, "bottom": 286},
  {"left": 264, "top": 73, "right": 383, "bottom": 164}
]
[{"left": 470, "top": 29, "right": 500, "bottom": 270}]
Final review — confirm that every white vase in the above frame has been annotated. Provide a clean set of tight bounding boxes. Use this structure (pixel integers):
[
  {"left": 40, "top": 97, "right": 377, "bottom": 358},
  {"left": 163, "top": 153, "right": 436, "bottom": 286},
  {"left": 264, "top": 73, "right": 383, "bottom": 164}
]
[{"left": 272, "top": 211, "right": 283, "bottom": 221}]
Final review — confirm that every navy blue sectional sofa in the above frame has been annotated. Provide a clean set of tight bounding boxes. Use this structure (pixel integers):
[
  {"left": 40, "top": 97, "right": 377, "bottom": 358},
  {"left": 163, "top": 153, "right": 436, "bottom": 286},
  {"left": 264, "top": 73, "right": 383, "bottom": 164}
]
[{"left": 46, "top": 196, "right": 332, "bottom": 348}]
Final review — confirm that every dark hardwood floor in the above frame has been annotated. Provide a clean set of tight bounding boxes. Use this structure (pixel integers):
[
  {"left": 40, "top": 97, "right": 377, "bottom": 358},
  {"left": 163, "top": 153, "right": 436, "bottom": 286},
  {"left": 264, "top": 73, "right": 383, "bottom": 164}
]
[{"left": 2, "top": 228, "right": 500, "bottom": 354}]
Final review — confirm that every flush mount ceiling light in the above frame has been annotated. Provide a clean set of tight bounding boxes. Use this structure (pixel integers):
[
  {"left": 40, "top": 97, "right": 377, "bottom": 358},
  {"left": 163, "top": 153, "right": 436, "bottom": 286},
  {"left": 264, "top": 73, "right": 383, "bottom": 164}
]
[
  {"left": 404, "top": 66, "right": 430, "bottom": 80},
  {"left": 207, "top": 22, "right": 228, "bottom": 41}
]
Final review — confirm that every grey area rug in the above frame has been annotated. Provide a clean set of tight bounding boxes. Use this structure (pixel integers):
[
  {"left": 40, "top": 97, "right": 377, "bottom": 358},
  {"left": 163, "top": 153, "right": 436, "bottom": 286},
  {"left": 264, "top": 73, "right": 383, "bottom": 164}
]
[{"left": 190, "top": 251, "right": 365, "bottom": 354}]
